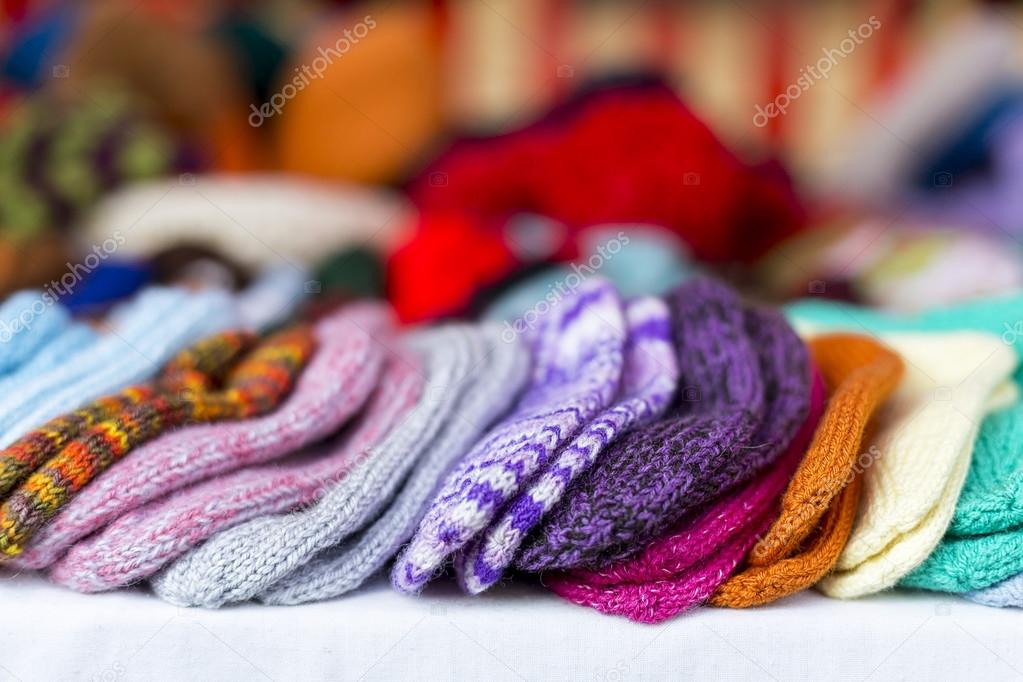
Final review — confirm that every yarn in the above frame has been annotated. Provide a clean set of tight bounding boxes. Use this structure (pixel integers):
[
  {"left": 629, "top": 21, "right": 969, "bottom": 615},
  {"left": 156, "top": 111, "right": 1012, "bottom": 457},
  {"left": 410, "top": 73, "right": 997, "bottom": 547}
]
[
  {"left": 0, "top": 287, "right": 238, "bottom": 447},
  {"left": 546, "top": 370, "right": 823, "bottom": 623},
  {"left": 459, "top": 296, "right": 678, "bottom": 594},
  {"left": 710, "top": 335, "right": 904, "bottom": 608},
  {"left": 394, "top": 277, "right": 628, "bottom": 593},
  {"left": 151, "top": 323, "right": 519, "bottom": 607},
  {"left": 391, "top": 80, "right": 804, "bottom": 322},
  {"left": 49, "top": 339, "right": 420, "bottom": 591},
  {"left": 517, "top": 276, "right": 810, "bottom": 571},
  {"left": 0, "top": 325, "right": 314, "bottom": 557},
  {"left": 0, "top": 290, "right": 70, "bottom": 375},
  {"left": 80, "top": 175, "right": 409, "bottom": 270},
  {"left": 15, "top": 305, "right": 390, "bottom": 570},
  {"left": 253, "top": 327, "right": 530, "bottom": 606}
]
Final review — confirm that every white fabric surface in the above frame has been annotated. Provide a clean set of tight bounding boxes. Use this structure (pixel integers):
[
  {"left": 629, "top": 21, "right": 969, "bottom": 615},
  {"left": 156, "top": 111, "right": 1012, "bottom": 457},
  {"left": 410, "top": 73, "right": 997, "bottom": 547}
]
[{"left": 1, "top": 571, "right": 1021, "bottom": 681}]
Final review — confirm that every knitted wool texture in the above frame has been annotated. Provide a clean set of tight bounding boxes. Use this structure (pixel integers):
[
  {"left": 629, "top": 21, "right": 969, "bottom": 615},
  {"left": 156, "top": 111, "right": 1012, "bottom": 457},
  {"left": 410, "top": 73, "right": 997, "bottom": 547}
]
[
  {"left": 459, "top": 296, "right": 679, "bottom": 594},
  {"left": 544, "top": 334, "right": 820, "bottom": 623},
  {"left": 710, "top": 335, "right": 904, "bottom": 608},
  {"left": 517, "top": 276, "right": 810, "bottom": 571},
  {"left": 0, "top": 287, "right": 238, "bottom": 447},
  {"left": 393, "top": 277, "right": 628, "bottom": 593},
  {"left": 801, "top": 331, "right": 1018, "bottom": 599},
  {"left": 252, "top": 326, "right": 531, "bottom": 605},
  {"left": 0, "top": 325, "right": 315, "bottom": 557},
  {"left": 0, "top": 291, "right": 70, "bottom": 375},
  {"left": 49, "top": 343, "right": 421, "bottom": 591},
  {"left": 785, "top": 297, "right": 1023, "bottom": 601},
  {"left": 15, "top": 305, "right": 390, "bottom": 570},
  {"left": 151, "top": 323, "right": 519, "bottom": 607}
]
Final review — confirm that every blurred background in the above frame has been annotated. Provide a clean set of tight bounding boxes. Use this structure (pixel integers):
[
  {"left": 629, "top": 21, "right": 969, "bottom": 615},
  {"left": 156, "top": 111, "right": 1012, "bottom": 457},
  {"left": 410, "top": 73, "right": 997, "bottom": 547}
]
[{"left": 2, "top": 0, "right": 1023, "bottom": 324}]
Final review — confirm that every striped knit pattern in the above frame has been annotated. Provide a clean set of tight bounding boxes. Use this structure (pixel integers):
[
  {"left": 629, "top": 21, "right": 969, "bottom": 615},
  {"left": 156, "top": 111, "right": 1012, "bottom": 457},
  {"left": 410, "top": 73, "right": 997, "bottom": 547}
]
[
  {"left": 393, "top": 278, "right": 627, "bottom": 594},
  {"left": 710, "top": 334, "right": 904, "bottom": 608},
  {"left": 0, "top": 326, "right": 315, "bottom": 557},
  {"left": 16, "top": 305, "right": 390, "bottom": 570},
  {"left": 459, "top": 296, "right": 678, "bottom": 594},
  {"left": 0, "top": 287, "right": 238, "bottom": 447},
  {"left": 50, "top": 345, "right": 420, "bottom": 591},
  {"left": 151, "top": 324, "right": 501, "bottom": 607},
  {"left": 246, "top": 326, "right": 529, "bottom": 605}
]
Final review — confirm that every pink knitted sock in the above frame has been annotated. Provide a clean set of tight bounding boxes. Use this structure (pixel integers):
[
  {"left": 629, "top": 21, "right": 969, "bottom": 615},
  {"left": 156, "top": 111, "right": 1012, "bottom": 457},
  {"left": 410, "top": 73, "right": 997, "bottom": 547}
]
[
  {"left": 546, "top": 369, "right": 825, "bottom": 622},
  {"left": 15, "top": 303, "right": 392, "bottom": 570},
  {"left": 48, "top": 347, "right": 422, "bottom": 592}
]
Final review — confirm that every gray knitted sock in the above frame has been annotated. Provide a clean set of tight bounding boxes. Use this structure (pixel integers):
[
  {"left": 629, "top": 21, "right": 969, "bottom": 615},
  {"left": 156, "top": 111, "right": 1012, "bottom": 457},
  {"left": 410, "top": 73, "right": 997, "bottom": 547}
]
[
  {"left": 257, "top": 325, "right": 529, "bottom": 604},
  {"left": 151, "top": 324, "right": 515, "bottom": 607}
]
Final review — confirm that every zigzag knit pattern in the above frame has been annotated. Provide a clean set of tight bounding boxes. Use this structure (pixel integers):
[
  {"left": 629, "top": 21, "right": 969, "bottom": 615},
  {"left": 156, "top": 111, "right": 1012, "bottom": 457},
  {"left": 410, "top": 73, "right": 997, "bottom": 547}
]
[
  {"left": 253, "top": 326, "right": 530, "bottom": 605},
  {"left": 49, "top": 342, "right": 420, "bottom": 591},
  {"left": 518, "top": 277, "right": 809, "bottom": 571},
  {"left": 0, "top": 325, "right": 315, "bottom": 557},
  {"left": 458, "top": 296, "right": 678, "bottom": 594},
  {"left": 0, "top": 287, "right": 239, "bottom": 447},
  {"left": 544, "top": 323, "right": 818, "bottom": 623},
  {"left": 15, "top": 304, "right": 391, "bottom": 570},
  {"left": 710, "top": 334, "right": 904, "bottom": 608},
  {"left": 392, "top": 278, "right": 627, "bottom": 593},
  {"left": 151, "top": 324, "right": 512, "bottom": 607}
]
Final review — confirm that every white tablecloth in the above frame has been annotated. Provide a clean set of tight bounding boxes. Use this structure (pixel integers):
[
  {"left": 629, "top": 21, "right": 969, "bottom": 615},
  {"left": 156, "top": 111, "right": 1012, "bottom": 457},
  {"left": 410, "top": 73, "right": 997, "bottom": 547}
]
[{"left": 1, "top": 571, "right": 1020, "bottom": 681}]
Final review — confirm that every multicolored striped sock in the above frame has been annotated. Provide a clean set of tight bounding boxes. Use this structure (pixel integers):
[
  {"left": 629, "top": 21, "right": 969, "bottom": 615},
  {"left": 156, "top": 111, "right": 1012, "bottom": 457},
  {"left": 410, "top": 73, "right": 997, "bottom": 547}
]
[
  {"left": 0, "top": 325, "right": 315, "bottom": 557},
  {"left": 15, "top": 304, "right": 390, "bottom": 570}
]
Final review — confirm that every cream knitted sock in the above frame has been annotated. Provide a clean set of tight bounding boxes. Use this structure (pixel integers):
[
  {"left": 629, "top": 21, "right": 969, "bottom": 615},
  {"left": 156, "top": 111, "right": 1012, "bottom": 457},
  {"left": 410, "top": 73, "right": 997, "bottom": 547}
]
[{"left": 813, "top": 331, "right": 1018, "bottom": 598}]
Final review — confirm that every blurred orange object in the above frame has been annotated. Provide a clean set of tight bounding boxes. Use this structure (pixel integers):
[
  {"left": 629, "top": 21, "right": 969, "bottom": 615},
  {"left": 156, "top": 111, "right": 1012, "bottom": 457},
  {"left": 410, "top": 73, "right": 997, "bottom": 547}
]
[{"left": 276, "top": 3, "right": 444, "bottom": 184}]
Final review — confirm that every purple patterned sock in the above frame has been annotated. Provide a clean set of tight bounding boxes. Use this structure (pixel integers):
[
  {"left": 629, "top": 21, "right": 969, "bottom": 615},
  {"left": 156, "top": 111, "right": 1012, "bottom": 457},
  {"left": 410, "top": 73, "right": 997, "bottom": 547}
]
[
  {"left": 458, "top": 296, "right": 679, "bottom": 593},
  {"left": 517, "top": 277, "right": 810, "bottom": 571},
  {"left": 392, "top": 277, "right": 627, "bottom": 594}
]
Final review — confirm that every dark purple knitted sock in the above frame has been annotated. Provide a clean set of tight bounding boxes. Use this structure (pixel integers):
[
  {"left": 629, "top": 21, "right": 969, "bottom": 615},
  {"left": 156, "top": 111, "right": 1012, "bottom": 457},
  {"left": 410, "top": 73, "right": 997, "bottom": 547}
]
[{"left": 516, "top": 278, "right": 810, "bottom": 571}]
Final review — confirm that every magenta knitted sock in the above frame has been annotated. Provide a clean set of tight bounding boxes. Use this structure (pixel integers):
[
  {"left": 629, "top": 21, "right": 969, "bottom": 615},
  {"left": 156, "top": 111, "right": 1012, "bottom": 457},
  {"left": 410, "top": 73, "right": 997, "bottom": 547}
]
[
  {"left": 47, "top": 345, "right": 422, "bottom": 592},
  {"left": 547, "top": 368, "right": 825, "bottom": 623},
  {"left": 15, "top": 304, "right": 391, "bottom": 570}
]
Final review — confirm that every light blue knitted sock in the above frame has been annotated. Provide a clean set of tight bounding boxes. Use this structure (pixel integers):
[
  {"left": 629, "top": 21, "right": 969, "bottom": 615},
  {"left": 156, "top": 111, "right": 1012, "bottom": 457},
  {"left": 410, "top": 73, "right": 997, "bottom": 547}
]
[
  {"left": 0, "top": 287, "right": 238, "bottom": 446},
  {"left": 0, "top": 324, "right": 99, "bottom": 396},
  {"left": 0, "top": 290, "right": 71, "bottom": 376}
]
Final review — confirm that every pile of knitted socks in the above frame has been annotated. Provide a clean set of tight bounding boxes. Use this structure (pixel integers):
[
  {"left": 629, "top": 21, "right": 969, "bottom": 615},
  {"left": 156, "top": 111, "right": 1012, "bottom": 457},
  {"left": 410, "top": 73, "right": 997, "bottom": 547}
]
[{"left": 5, "top": 276, "right": 1023, "bottom": 625}]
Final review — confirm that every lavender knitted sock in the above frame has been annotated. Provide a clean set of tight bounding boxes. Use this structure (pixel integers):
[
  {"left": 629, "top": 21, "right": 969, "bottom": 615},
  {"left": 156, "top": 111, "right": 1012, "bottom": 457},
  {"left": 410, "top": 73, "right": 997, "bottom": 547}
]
[
  {"left": 517, "top": 277, "right": 809, "bottom": 571},
  {"left": 254, "top": 327, "right": 531, "bottom": 605},
  {"left": 16, "top": 304, "right": 391, "bottom": 570},
  {"left": 392, "top": 278, "right": 627, "bottom": 594},
  {"left": 458, "top": 296, "right": 678, "bottom": 594},
  {"left": 151, "top": 324, "right": 505, "bottom": 607}
]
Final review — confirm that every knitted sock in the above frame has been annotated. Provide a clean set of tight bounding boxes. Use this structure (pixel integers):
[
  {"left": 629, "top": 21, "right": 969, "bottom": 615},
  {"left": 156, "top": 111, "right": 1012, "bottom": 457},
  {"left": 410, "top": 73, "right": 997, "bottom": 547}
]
[
  {"left": 812, "top": 332, "right": 1017, "bottom": 599},
  {"left": 0, "top": 325, "right": 315, "bottom": 557},
  {"left": 49, "top": 342, "right": 419, "bottom": 591},
  {"left": 149, "top": 324, "right": 498, "bottom": 607},
  {"left": 0, "top": 325, "right": 98, "bottom": 398},
  {"left": 393, "top": 278, "right": 627, "bottom": 593},
  {"left": 458, "top": 296, "right": 678, "bottom": 594},
  {"left": 15, "top": 305, "right": 390, "bottom": 570},
  {"left": 517, "top": 277, "right": 810, "bottom": 571},
  {"left": 253, "top": 327, "right": 531, "bottom": 605},
  {"left": 0, "top": 287, "right": 238, "bottom": 447},
  {"left": 0, "top": 290, "right": 70, "bottom": 375},
  {"left": 709, "top": 335, "right": 904, "bottom": 608},
  {"left": 543, "top": 330, "right": 819, "bottom": 623}
]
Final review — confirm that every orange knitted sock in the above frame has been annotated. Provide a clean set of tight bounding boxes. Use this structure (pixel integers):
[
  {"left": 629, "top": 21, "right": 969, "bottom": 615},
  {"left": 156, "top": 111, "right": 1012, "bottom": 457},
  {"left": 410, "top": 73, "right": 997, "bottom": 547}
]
[{"left": 710, "top": 334, "right": 903, "bottom": 608}]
